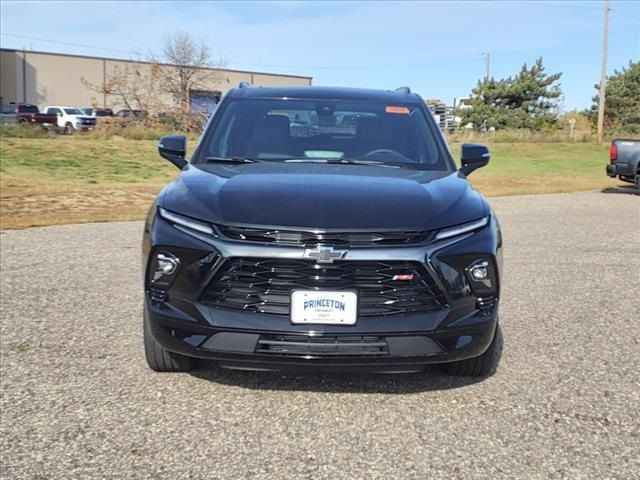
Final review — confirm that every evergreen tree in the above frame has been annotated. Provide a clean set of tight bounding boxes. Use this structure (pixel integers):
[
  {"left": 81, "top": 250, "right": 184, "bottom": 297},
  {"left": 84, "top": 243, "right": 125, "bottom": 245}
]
[
  {"left": 460, "top": 58, "right": 562, "bottom": 131},
  {"left": 588, "top": 61, "right": 640, "bottom": 134}
]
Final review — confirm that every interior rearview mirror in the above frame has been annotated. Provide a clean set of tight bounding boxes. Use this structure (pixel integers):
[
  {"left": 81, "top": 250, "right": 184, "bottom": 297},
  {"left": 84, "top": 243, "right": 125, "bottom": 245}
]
[
  {"left": 460, "top": 143, "right": 490, "bottom": 176},
  {"left": 158, "top": 135, "right": 188, "bottom": 169}
]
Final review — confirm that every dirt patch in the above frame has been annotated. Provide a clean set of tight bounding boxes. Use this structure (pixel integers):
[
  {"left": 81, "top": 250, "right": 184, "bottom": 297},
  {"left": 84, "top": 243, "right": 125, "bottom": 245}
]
[
  {"left": 0, "top": 177, "right": 620, "bottom": 230},
  {"left": 0, "top": 186, "right": 162, "bottom": 229},
  {"left": 471, "top": 175, "right": 613, "bottom": 197}
]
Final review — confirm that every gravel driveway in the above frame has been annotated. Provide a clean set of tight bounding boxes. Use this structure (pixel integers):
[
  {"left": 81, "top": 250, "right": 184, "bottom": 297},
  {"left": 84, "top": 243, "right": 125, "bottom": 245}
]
[{"left": 1, "top": 191, "right": 639, "bottom": 479}]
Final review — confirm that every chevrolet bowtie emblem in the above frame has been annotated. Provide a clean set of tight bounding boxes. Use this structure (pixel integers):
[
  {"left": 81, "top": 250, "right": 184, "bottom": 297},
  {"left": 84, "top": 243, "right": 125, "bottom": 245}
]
[{"left": 303, "top": 245, "right": 348, "bottom": 264}]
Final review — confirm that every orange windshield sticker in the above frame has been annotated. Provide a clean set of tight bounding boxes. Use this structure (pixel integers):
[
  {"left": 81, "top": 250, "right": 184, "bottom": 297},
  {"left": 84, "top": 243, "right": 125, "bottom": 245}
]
[{"left": 385, "top": 106, "right": 410, "bottom": 114}]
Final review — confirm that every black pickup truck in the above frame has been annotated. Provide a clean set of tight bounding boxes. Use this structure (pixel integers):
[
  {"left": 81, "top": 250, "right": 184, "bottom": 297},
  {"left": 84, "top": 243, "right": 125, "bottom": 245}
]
[
  {"left": 606, "top": 138, "right": 640, "bottom": 189},
  {"left": 0, "top": 103, "right": 58, "bottom": 128}
]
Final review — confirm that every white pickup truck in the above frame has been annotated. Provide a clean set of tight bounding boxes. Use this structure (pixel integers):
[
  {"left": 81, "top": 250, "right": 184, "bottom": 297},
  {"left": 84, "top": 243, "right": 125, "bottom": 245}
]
[{"left": 44, "top": 106, "right": 97, "bottom": 133}]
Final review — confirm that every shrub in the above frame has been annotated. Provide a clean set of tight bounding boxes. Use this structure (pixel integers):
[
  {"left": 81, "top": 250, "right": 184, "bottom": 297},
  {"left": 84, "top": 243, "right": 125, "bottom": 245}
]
[
  {"left": 0, "top": 123, "right": 56, "bottom": 139},
  {"left": 446, "top": 128, "right": 594, "bottom": 144}
]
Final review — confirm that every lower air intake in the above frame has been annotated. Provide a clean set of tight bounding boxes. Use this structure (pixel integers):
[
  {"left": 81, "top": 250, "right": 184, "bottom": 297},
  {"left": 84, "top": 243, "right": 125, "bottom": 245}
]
[{"left": 256, "top": 335, "right": 389, "bottom": 356}]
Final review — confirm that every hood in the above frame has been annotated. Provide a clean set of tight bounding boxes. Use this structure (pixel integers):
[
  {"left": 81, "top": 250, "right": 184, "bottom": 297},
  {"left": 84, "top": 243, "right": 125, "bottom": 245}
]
[{"left": 160, "top": 163, "right": 487, "bottom": 230}]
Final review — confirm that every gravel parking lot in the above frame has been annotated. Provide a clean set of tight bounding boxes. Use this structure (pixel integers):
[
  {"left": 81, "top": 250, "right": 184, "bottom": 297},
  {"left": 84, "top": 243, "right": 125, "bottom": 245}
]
[{"left": 1, "top": 191, "right": 639, "bottom": 479}]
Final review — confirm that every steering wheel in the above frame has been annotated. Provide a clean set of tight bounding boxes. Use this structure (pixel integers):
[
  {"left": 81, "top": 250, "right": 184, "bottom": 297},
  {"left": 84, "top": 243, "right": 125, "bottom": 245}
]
[{"left": 360, "top": 149, "right": 411, "bottom": 162}]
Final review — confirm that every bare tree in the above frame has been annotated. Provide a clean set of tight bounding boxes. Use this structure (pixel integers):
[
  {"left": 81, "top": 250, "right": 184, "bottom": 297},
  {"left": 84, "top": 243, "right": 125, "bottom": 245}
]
[
  {"left": 152, "top": 30, "right": 221, "bottom": 113},
  {"left": 82, "top": 31, "right": 224, "bottom": 130},
  {"left": 82, "top": 61, "right": 166, "bottom": 115}
]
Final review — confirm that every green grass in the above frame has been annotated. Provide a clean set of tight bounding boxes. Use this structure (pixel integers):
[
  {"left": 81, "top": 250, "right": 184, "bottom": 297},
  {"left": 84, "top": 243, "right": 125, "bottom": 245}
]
[
  {"left": 449, "top": 142, "right": 610, "bottom": 196},
  {"left": 475, "top": 143, "right": 605, "bottom": 175},
  {"left": 0, "top": 136, "right": 176, "bottom": 185},
  {"left": 0, "top": 135, "right": 618, "bottom": 229},
  {"left": 0, "top": 135, "right": 182, "bottom": 229}
]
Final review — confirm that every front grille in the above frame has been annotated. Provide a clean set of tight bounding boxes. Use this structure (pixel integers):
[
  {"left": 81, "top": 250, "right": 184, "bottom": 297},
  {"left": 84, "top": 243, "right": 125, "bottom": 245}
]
[
  {"left": 256, "top": 334, "right": 389, "bottom": 356},
  {"left": 217, "top": 225, "right": 429, "bottom": 246},
  {"left": 201, "top": 258, "right": 444, "bottom": 316}
]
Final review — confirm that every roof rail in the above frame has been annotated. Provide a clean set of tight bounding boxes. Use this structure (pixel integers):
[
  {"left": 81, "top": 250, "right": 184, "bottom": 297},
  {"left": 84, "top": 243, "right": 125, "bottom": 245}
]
[
  {"left": 395, "top": 86, "right": 411, "bottom": 94},
  {"left": 238, "top": 81, "right": 253, "bottom": 88}
]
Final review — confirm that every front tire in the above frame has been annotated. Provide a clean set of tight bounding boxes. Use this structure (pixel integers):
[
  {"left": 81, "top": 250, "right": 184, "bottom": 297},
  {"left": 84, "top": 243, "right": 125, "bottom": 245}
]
[
  {"left": 443, "top": 324, "right": 501, "bottom": 377},
  {"left": 143, "top": 309, "right": 193, "bottom": 372}
]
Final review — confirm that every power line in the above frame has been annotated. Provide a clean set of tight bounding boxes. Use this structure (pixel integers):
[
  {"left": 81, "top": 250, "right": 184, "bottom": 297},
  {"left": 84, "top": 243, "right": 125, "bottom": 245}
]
[
  {"left": 1, "top": 32, "right": 138, "bottom": 55},
  {"left": 1, "top": 32, "right": 482, "bottom": 71},
  {"left": 491, "top": 1, "right": 604, "bottom": 9},
  {"left": 226, "top": 59, "right": 482, "bottom": 70}
]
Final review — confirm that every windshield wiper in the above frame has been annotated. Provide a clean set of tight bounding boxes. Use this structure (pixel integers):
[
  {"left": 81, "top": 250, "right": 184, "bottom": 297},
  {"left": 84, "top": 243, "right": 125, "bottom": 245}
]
[
  {"left": 204, "top": 156, "right": 260, "bottom": 164},
  {"left": 284, "top": 158, "right": 399, "bottom": 168},
  {"left": 340, "top": 158, "right": 400, "bottom": 167}
]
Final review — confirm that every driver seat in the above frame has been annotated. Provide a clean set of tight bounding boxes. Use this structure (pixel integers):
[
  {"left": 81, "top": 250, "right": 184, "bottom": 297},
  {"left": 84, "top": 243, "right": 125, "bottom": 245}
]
[
  {"left": 351, "top": 116, "right": 395, "bottom": 157},
  {"left": 245, "top": 114, "right": 292, "bottom": 158}
]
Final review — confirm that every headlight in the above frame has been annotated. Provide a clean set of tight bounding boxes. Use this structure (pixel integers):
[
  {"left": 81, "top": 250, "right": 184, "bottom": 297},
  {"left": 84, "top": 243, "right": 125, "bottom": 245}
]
[
  {"left": 435, "top": 216, "right": 488, "bottom": 241},
  {"left": 469, "top": 260, "right": 489, "bottom": 281},
  {"left": 158, "top": 207, "right": 214, "bottom": 235},
  {"left": 434, "top": 254, "right": 498, "bottom": 299},
  {"left": 153, "top": 252, "right": 179, "bottom": 281},
  {"left": 147, "top": 251, "right": 181, "bottom": 302},
  {"left": 465, "top": 259, "right": 495, "bottom": 295},
  {"left": 149, "top": 251, "right": 180, "bottom": 285}
]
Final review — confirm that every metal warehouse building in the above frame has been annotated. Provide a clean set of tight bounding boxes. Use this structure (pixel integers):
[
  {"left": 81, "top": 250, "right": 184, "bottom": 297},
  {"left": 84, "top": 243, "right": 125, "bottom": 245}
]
[{"left": 0, "top": 48, "right": 312, "bottom": 111}]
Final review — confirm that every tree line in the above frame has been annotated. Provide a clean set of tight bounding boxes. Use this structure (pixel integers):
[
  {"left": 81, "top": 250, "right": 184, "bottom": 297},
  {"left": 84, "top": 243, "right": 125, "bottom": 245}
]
[
  {"left": 458, "top": 58, "right": 640, "bottom": 135},
  {"left": 83, "top": 30, "right": 639, "bottom": 136}
]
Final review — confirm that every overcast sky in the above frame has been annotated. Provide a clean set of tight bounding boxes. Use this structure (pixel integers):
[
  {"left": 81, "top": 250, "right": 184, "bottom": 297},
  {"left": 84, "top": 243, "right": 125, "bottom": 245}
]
[{"left": 1, "top": 1, "right": 638, "bottom": 110}]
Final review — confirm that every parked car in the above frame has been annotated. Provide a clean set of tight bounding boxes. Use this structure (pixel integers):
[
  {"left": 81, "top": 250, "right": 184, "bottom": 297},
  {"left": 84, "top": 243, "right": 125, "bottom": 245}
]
[
  {"left": 114, "top": 109, "right": 144, "bottom": 118},
  {"left": 81, "top": 108, "right": 114, "bottom": 117},
  {"left": 44, "top": 106, "right": 97, "bottom": 133},
  {"left": 143, "top": 84, "right": 503, "bottom": 376},
  {"left": 606, "top": 138, "right": 640, "bottom": 189},
  {"left": 0, "top": 103, "right": 58, "bottom": 128}
]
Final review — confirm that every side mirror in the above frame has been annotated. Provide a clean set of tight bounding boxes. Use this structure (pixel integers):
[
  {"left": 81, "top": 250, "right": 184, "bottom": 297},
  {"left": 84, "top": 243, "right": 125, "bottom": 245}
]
[
  {"left": 158, "top": 135, "right": 188, "bottom": 169},
  {"left": 460, "top": 143, "right": 490, "bottom": 176}
]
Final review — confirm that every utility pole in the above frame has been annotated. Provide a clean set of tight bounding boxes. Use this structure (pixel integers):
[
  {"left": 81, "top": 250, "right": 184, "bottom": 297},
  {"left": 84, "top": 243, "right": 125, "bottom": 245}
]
[
  {"left": 597, "top": 0, "right": 609, "bottom": 144},
  {"left": 482, "top": 52, "right": 491, "bottom": 81}
]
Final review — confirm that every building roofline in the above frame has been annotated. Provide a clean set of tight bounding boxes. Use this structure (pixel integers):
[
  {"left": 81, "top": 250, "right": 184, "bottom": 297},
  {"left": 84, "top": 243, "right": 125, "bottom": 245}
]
[{"left": 0, "top": 47, "right": 313, "bottom": 81}]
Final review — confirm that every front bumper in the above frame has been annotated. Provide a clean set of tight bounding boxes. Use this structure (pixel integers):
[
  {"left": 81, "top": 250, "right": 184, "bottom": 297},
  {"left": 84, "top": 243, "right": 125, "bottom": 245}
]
[
  {"left": 75, "top": 120, "right": 96, "bottom": 130},
  {"left": 143, "top": 209, "right": 502, "bottom": 371},
  {"left": 146, "top": 298, "right": 498, "bottom": 371}
]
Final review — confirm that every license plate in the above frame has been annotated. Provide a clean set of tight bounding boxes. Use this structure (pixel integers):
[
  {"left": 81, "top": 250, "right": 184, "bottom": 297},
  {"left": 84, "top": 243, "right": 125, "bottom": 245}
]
[{"left": 291, "top": 290, "right": 357, "bottom": 325}]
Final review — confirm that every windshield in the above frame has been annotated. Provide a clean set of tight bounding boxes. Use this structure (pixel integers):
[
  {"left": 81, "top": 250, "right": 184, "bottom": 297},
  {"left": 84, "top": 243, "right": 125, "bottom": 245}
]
[
  {"left": 198, "top": 98, "right": 452, "bottom": 170},
  {"left": 64, "top": 108, "right": 83, "bottom": 115},
  {"left": 18, "top": 105, "right": 39, "bottom": 113}
]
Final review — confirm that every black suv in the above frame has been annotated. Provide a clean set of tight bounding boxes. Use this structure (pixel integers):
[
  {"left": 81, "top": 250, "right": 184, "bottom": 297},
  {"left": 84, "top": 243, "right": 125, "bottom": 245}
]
[{"left": 143, "top": 85, "right": 502, "bottom": 376}]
